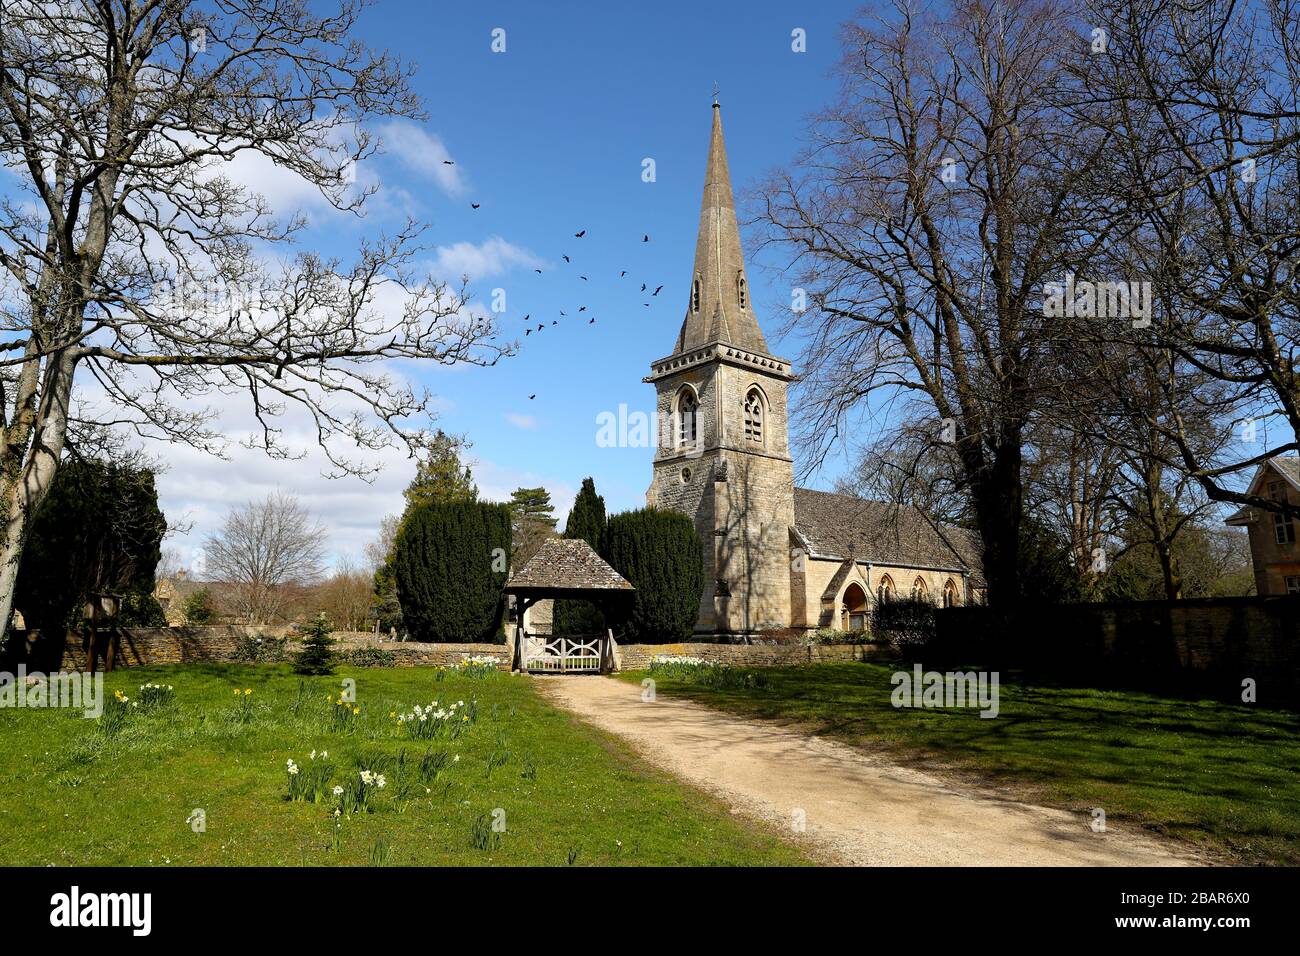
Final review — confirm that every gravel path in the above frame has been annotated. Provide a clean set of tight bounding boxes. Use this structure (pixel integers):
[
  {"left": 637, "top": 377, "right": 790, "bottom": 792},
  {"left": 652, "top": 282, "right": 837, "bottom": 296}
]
[{"left": 537, "top": 675, "right": 1201, "bottom": 867}]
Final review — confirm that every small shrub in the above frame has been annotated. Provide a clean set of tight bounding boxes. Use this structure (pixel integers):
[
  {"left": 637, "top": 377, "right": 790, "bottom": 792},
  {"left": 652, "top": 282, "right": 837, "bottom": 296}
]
[
  {"left": 232, "top": 633, "right": 287, "bottom": 663},
  {"left": 872, "top": 598, "right": 937, "bottom": 651},
  {"left": 183, "top": 588, "right": 216, "bottom": 625},
  {"left": 808, "top": 627, "right": 875, "bottom": 645},
  {"left": 293, "top": 614, "right": 336, "bottom": 676},
  {"left": 339, "top": 647, "right": 397, "bottom": 668}
]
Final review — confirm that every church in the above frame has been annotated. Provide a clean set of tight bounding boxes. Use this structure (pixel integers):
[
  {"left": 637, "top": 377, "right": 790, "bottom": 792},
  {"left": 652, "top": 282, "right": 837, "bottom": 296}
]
[{"left": 644, "top": 103, "right": 986, "bottom": 636}]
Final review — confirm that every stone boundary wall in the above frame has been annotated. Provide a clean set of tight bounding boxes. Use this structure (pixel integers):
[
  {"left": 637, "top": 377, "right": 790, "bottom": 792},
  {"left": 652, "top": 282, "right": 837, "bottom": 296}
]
[
  {"left": 47, "top": 626, "right": 510, "bottom": 671},
  {"left": 935, "top": 596, "right": 1300, "bottom": 705},
  {"left": 615, "top": 640, "right": 895, "bottom": 671}
]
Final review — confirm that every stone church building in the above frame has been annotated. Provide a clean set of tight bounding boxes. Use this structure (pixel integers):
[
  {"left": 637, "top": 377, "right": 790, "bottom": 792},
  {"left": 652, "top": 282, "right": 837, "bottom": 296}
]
[{"left": 644, "top": 104, "right": 985, "bottom": 636}]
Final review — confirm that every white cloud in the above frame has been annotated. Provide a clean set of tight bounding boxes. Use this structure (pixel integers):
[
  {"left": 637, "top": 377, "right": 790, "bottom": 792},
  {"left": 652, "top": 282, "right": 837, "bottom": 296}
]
[
  {"left": 506, "top": 413, "right": 537, "bottom": 430},
  {"left": 430, "top": 236, "right": 543, "bottom": 282},
  {"left": 375, "top": 120, "right": 465, "bottom": 196}
]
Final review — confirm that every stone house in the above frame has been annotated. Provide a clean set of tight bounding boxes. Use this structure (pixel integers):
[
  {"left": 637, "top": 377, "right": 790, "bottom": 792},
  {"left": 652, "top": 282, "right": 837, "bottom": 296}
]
[
  {"left": 643, "top": 103, "right": 985, "bottom": 637},
  {"left": 1225, "top": 456, "right": 1300, "bottom": 596}
]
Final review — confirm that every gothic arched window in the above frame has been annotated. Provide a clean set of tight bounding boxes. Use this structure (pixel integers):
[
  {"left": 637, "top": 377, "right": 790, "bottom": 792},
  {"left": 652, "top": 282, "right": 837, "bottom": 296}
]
[
  {"left": 743, "top": 389, "right": 764, "bottom": 444},
  {"left": 677, "top": 388, "right": 698, "bottom": 448},
  {"left": 912, "top": 576, "right": 929, "bottom": 602},
  {"left": 943, "top": 579, "right": 958, "bottom": 608},
  {"left": 877, "top": 575, "right": 895, "bottom": 605},
  {"left": 737, "top": 272, "right": 747, "bottom": 309}
]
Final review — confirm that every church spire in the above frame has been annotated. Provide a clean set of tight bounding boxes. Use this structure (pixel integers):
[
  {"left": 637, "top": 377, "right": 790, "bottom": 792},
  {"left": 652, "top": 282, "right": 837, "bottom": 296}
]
[{"left": 673, "top": 103, "right": 770, "bottom": 355}]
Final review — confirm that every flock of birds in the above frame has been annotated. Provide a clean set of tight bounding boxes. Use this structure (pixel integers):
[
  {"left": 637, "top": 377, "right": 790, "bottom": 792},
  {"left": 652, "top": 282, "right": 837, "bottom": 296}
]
[{"left": 448, "top": 157, "right": 671, "bottom": 402}]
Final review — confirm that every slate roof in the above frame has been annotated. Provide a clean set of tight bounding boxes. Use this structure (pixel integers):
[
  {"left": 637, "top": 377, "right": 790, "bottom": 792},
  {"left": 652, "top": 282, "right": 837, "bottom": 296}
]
[
  {"left": 506, "top": 538, "right": 634, "bottom": 593},
  {"left": 1225, "top": 456, "right": 1300, "bottom": 525},
  {"left": 793, "top": 487, "right": 984, "bottom": 584}
]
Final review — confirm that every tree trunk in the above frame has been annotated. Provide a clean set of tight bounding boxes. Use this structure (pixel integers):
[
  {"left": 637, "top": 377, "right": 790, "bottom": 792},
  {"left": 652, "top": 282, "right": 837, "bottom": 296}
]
[{"left": 0, "top": 350, "right": 77, "bottom": 651}]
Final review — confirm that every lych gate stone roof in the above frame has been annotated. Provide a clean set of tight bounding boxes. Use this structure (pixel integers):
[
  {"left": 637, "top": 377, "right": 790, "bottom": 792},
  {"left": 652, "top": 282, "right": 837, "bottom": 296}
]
[
  {"left": 505, "top": 538, "right": 634, "bottom": 594},
  {"left": 672, "top": 104, "right": 770, "bottom": 356},
  {"left": 793, "top": 487, "right": 984, "bottom": 585}
]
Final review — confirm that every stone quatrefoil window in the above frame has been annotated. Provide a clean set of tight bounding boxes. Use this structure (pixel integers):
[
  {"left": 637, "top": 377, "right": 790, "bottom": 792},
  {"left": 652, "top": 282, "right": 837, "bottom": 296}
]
[
  {"left": 677, "top": 389, "right": 698, "bottom": 448},
  {"left": 743, "top": 389, "right": 763, "bottom": 444}
]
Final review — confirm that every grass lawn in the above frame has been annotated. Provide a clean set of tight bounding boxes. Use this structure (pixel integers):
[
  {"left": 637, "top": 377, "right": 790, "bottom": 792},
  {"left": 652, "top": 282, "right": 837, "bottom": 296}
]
[
  {"left": 622, "top": 662, "right": 1300, "bottom": 866},
  {"left": 0, "top": 663, "right": 808, "bottom": 866}
]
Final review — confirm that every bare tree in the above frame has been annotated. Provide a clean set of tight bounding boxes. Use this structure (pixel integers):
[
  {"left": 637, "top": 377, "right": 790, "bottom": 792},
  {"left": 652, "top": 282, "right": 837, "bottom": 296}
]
[
  {"left": 0, "top": 0, "right": 510, "bottom": 639},
  {"left": 755, "top": 0, "right": 1120, "bottom": 604},
  {"left": 1079, "top": 0, "right": 1300, "bottom": 515},
  {"left": 204, "top": 493, "right": 326, "bottom": 624},
  {"left": 314, "top": 555, "right": 372, "bottom": 631}
]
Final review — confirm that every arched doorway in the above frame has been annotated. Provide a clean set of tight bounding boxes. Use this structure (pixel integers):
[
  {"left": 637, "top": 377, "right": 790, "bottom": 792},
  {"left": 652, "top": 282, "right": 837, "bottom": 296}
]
[{"left": 842, "top": 582, "right": 868, "bottom": 631}]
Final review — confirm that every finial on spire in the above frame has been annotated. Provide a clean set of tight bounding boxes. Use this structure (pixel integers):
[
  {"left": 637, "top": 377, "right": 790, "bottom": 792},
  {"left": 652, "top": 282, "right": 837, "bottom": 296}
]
[{"left": 712, "top": 82, "right": 719, "bottom": 107}]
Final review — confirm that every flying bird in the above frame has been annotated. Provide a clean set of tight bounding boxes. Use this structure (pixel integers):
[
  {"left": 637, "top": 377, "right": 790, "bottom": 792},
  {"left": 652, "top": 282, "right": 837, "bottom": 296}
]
[
  {"left": 562, "top": 255, "right": 570, "bottom": 263},
  {"left": 579, "top": 275, "right": 588, "bottom": 281},
  {"left": 471, "top": 203, "right": 480, "bottom": 209},
  {"left": 653, "top": 286, "right": 663, "bottom": 296},
  {"left": 640, "top": 283, "right": 646, "bottom": 292},
  {"left": 525, "top": 329, "right": 531, "bottom": 336},
  {"left": 574, "top": 229, "right": 586, "bottom": 238},
  {"left": 620, "top": 271, "right": 627, "bottom": 277},
  {"left": 443, "top": 159, "right": 455, "bottom": 165},
  {"left": 643, "top": 234, "right": 649, "bottom": 242},
  {"left": 578, "top": 306, "right": 586, "bottom": 312},
  {"left": 534, "top": 269, "right": 542, "bottom": 274},
  {"left": 522, "top": 314, "right": 530, "bottom": 321},
  {"left": 588, "top": 317, "right": 595, "bottom": 324},
  {"left": 529, "top": 394, "right": 536, "bottom": 400}
]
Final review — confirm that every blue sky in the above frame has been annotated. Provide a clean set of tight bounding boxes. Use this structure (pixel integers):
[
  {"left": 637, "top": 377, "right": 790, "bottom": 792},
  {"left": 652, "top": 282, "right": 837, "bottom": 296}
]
[{"left": 16, "top": 1, "right": 869, "bottom": 567}]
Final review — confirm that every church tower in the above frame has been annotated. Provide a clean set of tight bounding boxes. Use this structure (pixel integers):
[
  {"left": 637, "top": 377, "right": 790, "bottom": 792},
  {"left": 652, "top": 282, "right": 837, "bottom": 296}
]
[{"left": 645, "top": 102, "right": 796, "bottom": 634}]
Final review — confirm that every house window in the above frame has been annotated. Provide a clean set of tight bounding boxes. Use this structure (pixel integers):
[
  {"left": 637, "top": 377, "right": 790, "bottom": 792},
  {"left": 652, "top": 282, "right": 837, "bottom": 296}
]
[
  {"left": 737, "top": 272, "right": 747, "bottom": 309},
  {"left": 1286, "top": 576, "right": 1300, "bottom": 595},
  {"left": 1270, "top": 480, "right": 1296, "bottom": 544},
  {"left": 743, "top": 389, "right": 763, "bottom": 444},
  {"left": 677, "top": 389, "right": 698, "bottom": 448}
]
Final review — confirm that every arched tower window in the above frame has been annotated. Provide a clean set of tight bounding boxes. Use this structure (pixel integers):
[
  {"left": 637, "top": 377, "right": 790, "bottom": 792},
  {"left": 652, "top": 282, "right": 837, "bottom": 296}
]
[
  {"left": 737, "top": 272, "right": 747, "bottom": 309},
  {"left": 912, "top": 577, "right": 929, "bottom": 603},
  {"left": 943, "top": 579, "right": 958, "bottom": 608},
  {"left": 677, "top": 388, "right": 698, "bottom": 448},
  {"left": 692, "top": 275, "right": 701, "bottom": 313},
  {"left": 743, "top": 389, "right": 764, "bottom": 444},
  {"left": 877, "top": 575, "right": 895, "bottom": 605}
]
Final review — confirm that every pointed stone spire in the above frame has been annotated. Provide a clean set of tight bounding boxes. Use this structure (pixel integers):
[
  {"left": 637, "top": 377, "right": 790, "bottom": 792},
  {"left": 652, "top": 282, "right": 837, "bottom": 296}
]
[{"left": 673, "top": 103, "right": 770, "bottom": 355}]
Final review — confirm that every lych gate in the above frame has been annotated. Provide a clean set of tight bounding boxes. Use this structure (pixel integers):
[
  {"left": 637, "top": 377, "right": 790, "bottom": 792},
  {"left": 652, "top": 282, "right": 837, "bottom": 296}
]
[{"left": 504, "top": 538, "right": 635, "bottom": 674}]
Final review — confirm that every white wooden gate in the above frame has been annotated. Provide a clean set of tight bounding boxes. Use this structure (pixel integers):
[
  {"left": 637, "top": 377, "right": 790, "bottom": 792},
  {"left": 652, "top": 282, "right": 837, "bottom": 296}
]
[{"left": 522, "top": 633, "right": 604, "bottom": 673}]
